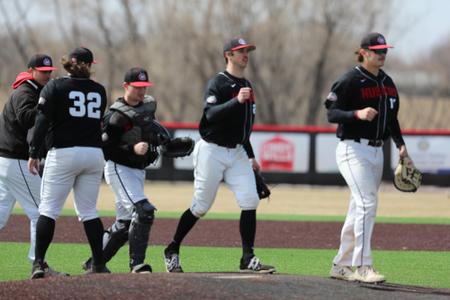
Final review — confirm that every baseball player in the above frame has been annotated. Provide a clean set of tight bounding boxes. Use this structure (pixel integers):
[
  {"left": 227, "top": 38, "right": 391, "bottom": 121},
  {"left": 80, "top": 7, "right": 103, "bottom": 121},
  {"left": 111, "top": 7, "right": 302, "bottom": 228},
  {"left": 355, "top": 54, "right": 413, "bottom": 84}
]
[
  {"left": 0, "top": 54, "right": 65, "bottom": 276},
  {"left": 82, "top": 67, "right": 160, "bottom": 274},
  {"left": 28, "top": 47, "right": 108, "bottom": 278},
  {"left": 163, "top": 37, "right": 275, "bottom": 274},
  {"left": 324, "top": 33, "right": 409, "bottom": 283}
]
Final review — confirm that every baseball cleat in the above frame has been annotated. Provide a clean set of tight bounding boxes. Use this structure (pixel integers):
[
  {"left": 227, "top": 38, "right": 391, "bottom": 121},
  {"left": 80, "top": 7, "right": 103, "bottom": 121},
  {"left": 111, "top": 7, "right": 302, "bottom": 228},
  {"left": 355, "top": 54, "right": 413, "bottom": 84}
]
[
  {"left": 81, "top": 258, "right": 92, "bottom": 271},
  {"left": 42, "top": 262, "right": 69, "bottom": 277},
  {"left": 131, "top": 263, "right": 152, "bottom": 273},
  {"left": 31, "top": 261, "right": 46, "bottom": 279},
  {"left": 329, "top": 264, "right": 355, "bottom": 281},
  {"left": 353, "top": 265, "right": 385, "bottom": 283},
  {"left": 164, "top": 250, "right": 183, "bottom": 273},
  {"left": 84, "top": 264, "right": 111, "bottom": 275},
  {"left": 239, "top": 256, "right": 276, "bottom": 274}
]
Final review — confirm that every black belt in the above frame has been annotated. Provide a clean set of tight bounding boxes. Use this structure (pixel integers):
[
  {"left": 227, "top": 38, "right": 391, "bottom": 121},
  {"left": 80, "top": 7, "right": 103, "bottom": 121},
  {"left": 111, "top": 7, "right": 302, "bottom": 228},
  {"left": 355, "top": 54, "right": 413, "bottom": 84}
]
[
  {"left": 214, "top": 141, "right": 238, "bottom": 148},
  {"left": 341, "top": 138, "right": 383, "bottom": 147}
]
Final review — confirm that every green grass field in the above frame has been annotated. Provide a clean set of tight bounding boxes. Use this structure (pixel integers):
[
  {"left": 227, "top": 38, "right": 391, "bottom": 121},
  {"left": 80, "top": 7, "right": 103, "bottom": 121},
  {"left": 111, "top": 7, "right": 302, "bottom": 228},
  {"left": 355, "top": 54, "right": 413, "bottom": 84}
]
[
  {"left": 1, "top": 243, "right": 449, "bottom": 288},
  {"left": 2, "top": 209, "right": 450, "bottom": 288}
]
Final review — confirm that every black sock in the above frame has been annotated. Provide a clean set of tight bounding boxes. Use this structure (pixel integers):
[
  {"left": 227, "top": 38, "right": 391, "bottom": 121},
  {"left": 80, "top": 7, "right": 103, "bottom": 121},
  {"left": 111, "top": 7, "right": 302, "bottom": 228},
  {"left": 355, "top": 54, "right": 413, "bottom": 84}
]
[
  {"left": 240, "top": 210, "right": 256, "bottom": 258},
  {"left": 83, "top": 218, "right": 105, "bottom": 266},
  {"left": 166, "top": 209, "right": 199, "bottom": 253},
  {"left": 35, "top": 215, "right": 56, "bottom": 263}
]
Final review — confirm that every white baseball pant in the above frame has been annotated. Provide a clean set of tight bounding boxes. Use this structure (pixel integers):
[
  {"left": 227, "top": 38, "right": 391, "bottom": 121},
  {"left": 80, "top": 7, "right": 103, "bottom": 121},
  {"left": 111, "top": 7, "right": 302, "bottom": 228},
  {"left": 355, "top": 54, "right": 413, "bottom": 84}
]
[
  {"left": 104, "top": 161, "right": 149, "bottom": 221},
  {"left": 0, "top": 157, "right": 41, "bottom": 262},
  {"left": 39, "top": 147, "right": 104, "bottom": 221},
  {"left": 190, "top": 139, "right": 259, "bottom": 217},
  {"left": 332, "top": 139, "right": 383, "bottom": 267}
]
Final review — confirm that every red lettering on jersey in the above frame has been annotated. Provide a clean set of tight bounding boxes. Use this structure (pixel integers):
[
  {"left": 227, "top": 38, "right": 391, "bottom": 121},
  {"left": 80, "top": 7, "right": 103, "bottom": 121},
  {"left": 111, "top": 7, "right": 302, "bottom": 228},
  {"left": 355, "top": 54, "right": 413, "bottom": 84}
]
[{"left": 361, "top": 86, "right": 397, "bottom": 100}]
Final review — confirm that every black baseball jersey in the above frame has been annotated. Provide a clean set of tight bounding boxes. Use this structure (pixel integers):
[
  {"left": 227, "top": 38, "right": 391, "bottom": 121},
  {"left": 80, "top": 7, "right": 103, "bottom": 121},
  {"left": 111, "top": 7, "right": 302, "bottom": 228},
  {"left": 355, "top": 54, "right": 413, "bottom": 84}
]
[
  {"left": 324, "top": 66, "right": 405, "bottom": 147},
  {"left": 29, "top": 76, "right": 107, "bottom": 158},
  {"left": 0, "top": 79, "right": 41, "bottom": 160},
  {"left": 199, "top": 71, "right": 255, "bottom": 158},
  {"left": 102, "top": 97, "right": 159, "bottom": 169}
]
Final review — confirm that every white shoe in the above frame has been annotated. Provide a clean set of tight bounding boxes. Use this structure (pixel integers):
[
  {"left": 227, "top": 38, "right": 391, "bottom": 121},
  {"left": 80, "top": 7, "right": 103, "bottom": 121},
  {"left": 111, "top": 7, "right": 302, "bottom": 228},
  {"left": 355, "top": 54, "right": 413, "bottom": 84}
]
[
  {"left": 353, "top": 266, "right": 385, "bottom": 283},
  {"left": 329, "top": 264, "right": 355, "bottom": 281}
]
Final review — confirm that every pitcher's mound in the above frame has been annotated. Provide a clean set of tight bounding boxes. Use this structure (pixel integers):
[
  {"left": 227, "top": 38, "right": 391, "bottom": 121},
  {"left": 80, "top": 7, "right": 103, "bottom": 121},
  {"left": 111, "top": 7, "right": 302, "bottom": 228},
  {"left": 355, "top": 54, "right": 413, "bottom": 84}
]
[{"left": 2, "top": 272, "right": 450, "bottom": 299}]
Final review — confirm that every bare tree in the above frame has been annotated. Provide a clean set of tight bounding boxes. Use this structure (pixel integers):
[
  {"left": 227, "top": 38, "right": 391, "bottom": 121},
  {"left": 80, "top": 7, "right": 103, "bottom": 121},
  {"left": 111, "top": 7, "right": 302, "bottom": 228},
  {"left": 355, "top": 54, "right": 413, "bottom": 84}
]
[{"left": 0, "top": 1, "right": 29, "bottom": 64}]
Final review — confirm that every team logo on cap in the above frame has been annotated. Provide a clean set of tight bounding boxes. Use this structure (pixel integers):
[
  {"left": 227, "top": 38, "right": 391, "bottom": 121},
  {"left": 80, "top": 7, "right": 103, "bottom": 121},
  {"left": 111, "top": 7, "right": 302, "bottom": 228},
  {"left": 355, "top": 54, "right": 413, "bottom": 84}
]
[
  {"left": 238, "top": 38, "right": 247, "bottom": 45},
  {"left": 138, "top": 72, "right": 147, "bottom": 81},
  {"left": 206, "top": 95, "right": 217, "bottom": 104},
  {"left": 326, "top": 92, "right": 337, "bottom": 102},
  {"left": 43, "top": 57, "right": 52, "bottom": 66},
  {"left": 377, "top": 36, "right": 385, "bottom": 44}
]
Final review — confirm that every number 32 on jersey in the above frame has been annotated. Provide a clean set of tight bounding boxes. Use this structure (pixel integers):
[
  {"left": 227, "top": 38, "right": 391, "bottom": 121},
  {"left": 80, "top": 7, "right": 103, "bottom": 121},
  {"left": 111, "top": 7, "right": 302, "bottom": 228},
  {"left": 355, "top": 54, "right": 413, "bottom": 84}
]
[{"left": 69, "top": 91, "right": 102, "bottom": 119}]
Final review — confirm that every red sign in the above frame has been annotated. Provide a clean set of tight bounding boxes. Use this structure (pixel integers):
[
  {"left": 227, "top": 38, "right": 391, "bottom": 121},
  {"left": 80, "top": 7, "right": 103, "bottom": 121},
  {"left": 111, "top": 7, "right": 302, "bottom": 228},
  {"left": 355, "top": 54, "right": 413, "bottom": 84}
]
[{"left": 260, "top": 135, "right": 295, "bottom": 171}]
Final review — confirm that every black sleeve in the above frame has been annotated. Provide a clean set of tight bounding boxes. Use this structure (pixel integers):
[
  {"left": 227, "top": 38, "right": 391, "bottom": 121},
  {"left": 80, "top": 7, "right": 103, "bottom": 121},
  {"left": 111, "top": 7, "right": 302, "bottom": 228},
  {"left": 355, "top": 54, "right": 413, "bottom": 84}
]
[
  {"left": 203, "top": 78, "right": 241, "bottom": 122},
  {"left": 29, "top": 112, "right": 49, "bottom": 158},
  {"left": 29, "top": 82, "right": 57, "bottom": 158},
  {"left": 243, "top": 140, "right": 255, "bottom": 159},
  {"left": 103, "top": 111, "right": 134, "bottom": 153},
  {"left": 324, "top": 75, "right": 359, "bottom": 123},
  {"left": 14, "top": 90, "right": 38, "bottom": 130}
]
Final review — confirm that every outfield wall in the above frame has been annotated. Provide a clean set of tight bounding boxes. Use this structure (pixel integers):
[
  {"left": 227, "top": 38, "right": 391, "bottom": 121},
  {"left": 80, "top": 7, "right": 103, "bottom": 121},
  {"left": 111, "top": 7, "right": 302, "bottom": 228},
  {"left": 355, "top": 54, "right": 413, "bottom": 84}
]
[{"left": 146, "top": 122, "right": 450, "bottom": 187}]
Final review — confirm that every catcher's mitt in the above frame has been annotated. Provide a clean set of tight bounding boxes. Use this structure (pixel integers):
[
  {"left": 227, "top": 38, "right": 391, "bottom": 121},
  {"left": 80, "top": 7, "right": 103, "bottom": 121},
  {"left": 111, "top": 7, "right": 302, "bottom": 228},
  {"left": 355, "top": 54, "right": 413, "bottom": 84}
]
[
  {"left": 393, "top": 156, "right": 422, "bottom": 192},
  {"left": 161, "top": 137, "right": 195, "bottom": 158},
  {"left": 254, "top": 170, "right": 271, "bottom": 199}
]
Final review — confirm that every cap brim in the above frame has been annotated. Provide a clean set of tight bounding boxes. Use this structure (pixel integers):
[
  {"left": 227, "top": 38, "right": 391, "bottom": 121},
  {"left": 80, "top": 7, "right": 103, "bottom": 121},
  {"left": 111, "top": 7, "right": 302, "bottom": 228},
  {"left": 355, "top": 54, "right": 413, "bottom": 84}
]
[
  {"left": 35, "top": 66, "right": 57, "bottom": 71},
  {"left": 129, "top": 81, "right": 153, "bottom": 87},
  {"left": 368, "top": 44, "right": 394, "bottom": 50},
  {"left": 230, "top": 44, "right": 256, "bottom": 51}
]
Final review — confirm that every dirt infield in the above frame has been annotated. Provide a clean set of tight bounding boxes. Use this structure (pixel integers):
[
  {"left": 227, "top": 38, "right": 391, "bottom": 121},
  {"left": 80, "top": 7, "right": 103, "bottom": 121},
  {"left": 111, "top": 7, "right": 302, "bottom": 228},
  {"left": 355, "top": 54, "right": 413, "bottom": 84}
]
[
  {"left": 1, "top": 272, "right": 450, "bottom": 299},
  {"left": 1, "top": 215, "right": 450, "bottom": 251},
  {"left": 2, "top": 183, "right": 450, "bottom": 299}
]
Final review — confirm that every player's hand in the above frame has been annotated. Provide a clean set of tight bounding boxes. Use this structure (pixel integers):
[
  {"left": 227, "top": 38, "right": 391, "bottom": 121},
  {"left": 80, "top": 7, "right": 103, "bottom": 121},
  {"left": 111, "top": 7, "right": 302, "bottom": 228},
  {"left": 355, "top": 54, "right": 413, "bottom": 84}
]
[
  {"left": 134, "top": 142, "right": 149, "bottom": 155},
  {"left": 28, "top": 158, "right": 40, "bottom": 175},
  {"left": 356, "top": 107, "right": 378, "bottom": 121},
  {"left": 399, "top": 144, "right": 409, "bottom": 159},
  {"left": 237, "top": 87, "right": 252, "bottom": 103},
  {"left": 250, "top": 158, "right": 260, "bottom": 172}
]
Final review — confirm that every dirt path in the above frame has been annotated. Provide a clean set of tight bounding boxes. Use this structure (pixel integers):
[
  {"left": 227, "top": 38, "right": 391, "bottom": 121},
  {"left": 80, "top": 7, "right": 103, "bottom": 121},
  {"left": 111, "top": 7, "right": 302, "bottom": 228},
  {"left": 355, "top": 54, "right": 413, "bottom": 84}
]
[{"left": 2, "top": 215, "right": 450, "bottom": 251}]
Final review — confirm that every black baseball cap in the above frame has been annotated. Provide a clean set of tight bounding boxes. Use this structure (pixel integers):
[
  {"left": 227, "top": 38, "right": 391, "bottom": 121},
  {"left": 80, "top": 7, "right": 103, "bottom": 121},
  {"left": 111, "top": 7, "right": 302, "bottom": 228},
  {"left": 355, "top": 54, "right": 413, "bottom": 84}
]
[
  {"left": 360, "top": 32, "right": 393, "bottom": 50},
  {"left": 69, "top": 47, "right": 96, "bottom": 64},
  {"left": 27, "top": 54, "right": 57, "bottom": 71},
  {"left": 124, "top": 67, "right": 154, "bottom": 87},
  {"left": 223, "top": 37, "right": 256, "bottom": 53}
]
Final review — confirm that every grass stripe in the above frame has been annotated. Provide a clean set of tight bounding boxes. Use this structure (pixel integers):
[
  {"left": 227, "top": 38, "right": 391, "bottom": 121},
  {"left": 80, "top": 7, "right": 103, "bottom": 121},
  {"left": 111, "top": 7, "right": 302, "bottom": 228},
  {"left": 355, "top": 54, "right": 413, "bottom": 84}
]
[{"left": 1, "top": 242, "right": 449, "bottom": 288}]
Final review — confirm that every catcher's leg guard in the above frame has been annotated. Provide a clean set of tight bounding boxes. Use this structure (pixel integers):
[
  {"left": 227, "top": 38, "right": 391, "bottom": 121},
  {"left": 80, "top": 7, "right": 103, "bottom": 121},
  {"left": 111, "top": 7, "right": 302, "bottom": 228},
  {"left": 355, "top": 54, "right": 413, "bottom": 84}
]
[
  {"left": 129, "top": 199, "right": 155, "bottom": 268},
  {"left": 82, "top": 219, "right": 130, "bottom": 270},
  {"left": 103, "top": 219, "right": 131, "bottom": 262}
]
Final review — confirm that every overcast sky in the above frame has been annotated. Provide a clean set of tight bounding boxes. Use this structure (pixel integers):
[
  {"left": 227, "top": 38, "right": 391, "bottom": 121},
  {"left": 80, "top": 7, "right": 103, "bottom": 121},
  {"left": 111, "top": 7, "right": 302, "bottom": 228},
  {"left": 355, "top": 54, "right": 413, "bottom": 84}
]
[{"left": 389, "top": 0, "right": 450, "bottom": 59}]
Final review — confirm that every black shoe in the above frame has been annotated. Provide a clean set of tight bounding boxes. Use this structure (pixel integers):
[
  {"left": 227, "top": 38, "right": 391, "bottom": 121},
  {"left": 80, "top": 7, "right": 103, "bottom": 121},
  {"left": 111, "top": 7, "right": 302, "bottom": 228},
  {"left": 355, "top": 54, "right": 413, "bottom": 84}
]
[
  {"left": 31, "top": 261, "right": 46, "bottom": 279},
  {"left": 84, "top": 264, "right": 111, "bottom": 274},
  {"left": 239, "top": 255, "right": 276, "bottom": 274},
  {"left": 42, "top": 262, "right": 69, "bottom": 277},
  {"left": 131, "top": 263, "right": 152, "bottom": 273},
  {"left": 81, "top": 258, "right": 92, "bottom": 271},
  {"left": 164, "top": 249, "right": 183, "bottom": 273}
]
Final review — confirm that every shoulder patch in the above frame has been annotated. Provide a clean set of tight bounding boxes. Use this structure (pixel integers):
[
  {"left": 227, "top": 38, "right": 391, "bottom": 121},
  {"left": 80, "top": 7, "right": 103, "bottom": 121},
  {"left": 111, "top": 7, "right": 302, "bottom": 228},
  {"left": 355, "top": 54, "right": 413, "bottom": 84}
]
[
  {"left": 38, "top": 97, "right": 47, "bottom": 105},
  {"left": 326, "top": 92, "right": 337, "bottom": 102},
  {"left": 206, "top": 95, "right": 217, "bottom": 104}
]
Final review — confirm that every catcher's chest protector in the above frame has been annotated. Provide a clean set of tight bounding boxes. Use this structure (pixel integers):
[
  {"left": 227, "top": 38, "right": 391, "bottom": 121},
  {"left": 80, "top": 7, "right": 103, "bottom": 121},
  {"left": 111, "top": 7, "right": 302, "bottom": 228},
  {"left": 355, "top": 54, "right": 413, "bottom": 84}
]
[{"left": 110, "top": 97, "right": 157, "bottom": 145}]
